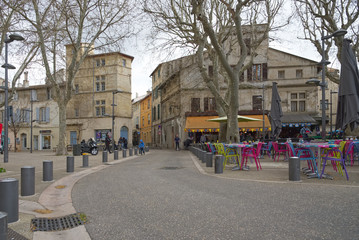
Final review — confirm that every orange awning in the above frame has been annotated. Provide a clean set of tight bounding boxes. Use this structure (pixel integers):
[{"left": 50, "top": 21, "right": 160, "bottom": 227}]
[{"left": 185, "top": 115, "right": 271, "bottom": 132}]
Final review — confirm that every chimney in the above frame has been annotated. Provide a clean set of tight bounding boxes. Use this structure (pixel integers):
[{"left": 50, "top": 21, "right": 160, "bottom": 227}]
[{"left": 23, "top": 71, "right": 29, "bottom": 87}]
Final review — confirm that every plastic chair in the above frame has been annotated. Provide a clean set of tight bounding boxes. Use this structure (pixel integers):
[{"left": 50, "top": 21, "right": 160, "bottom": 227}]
[
  {"left": 286, "top": 142, "right": 317, "bottom": 175},
  {"left": 271, "top": 142, "right": 289, "bottom": 161},
  {"left": 345, "top": 142, "right": 359, "bottom": 166},
  {"left": 261, "top": 141, "right": 272, "bottom": 158},
  {"left": 223, "top": 144, "right": 240, "bottom": 168},
  {"left": 321, "top": 148, "right": 349, "bottom": 180},
  {"left": 241, "top": 142, "right": 263, "bottom": 170}
]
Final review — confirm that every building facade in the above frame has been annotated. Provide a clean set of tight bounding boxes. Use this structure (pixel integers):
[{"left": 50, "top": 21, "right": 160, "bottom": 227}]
[
  {"left": 66, "top": 44, "right": 134, "bottom": 147},
  {"left": 139, "top": 92, "right": 152, "bottom": 146}
]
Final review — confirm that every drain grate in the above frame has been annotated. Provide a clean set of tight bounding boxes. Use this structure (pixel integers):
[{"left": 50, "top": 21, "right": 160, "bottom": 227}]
[
  {"left": 31, "top": 213, "right": 87, "bottom": 232},
  {"left": 160, "top": 166, "right": 183, "bottom": 170},
  {"left": 8, "top": 228, "right": 29, "bottom": 240}
]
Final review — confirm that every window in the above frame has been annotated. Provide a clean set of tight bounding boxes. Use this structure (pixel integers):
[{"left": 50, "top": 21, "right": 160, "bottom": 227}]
[
  {"left": 148, "top": 114, "right": 150, "bottom": 124},
  {"left": 191, "top": 98, "right": 200, "bottom": 112},
  {"left": 204, "top": 97, "right": 216, "bottom": 112},
  {"left": 95, "top": 75, "right": 106, "bottom": 92},
  {"left": 278, "top": 70, "right": 285, "bottom": 79},
  {"left": 252, "top": 64, "right": 261, "bottom": 81},
  {"left": 31, "top": 90, "right": 37, "bottom": 101},
  {"left": 320, "top": 100, "right": 329, "bottom": 110},
  {"left": 101, "top": 59, "right": 105, "bottom": 66},
  {"left": 95, "top": 100, "right": 106, "bottom": 116},
  {"left": 147, "top": 99, "right": 150, "bottom": 109},
  {"left": 39, "top": 107, "right": 49, "bottom": 122},
  {"left": 122, "top": 59, "right": 126, "bottom": 67},
  {"left": 20, "top": 108, "right": 30, "bottom": 122},
  {"left": 296, "top": 69, "right": 303, "bottom": 78},
  {"left": 75, "top": 84, "right": 79, "bottom": 94},
  {"left": 153, "top": 107, "right": 156, "bottom": 121},
  {"left": 158, "top": 69, "right": 161, "bottom": 77},
  {"left": 252, "top": 95, "right": 262, "bottom": 110},
  {"left": 142, "top": 116, "right": 144, "bottom": 126},
  {"left": 96, "top": 59, "right": 101, "bottom": 67},
  {"left": 208, "top": 66, "right": 213, "bottom": 77},
  {"left": 13, "top": 92, "right": 18, "bottom": 101},
  {"left": 291, "top": 92, "right": 306, "bottom": 112},
  {"left": 46, "top": 88, "right": 52, "bottom": 100},
  {"left": 247, "top": 63, "right": 267, "bottom": 81},
  {"left": 75, "top": 108, "right": 79, "bottom": 117},
  {"left": 157, "top": 104, "right": 160, "bottom": 120}
]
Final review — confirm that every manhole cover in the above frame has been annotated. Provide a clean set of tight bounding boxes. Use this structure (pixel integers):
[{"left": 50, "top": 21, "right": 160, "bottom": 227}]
[
  {"left": 31, "top": 213, "right": 87, "bottom": 232},
  {"left": 160, "top": 167, "right": 183, "bottom": 170}
]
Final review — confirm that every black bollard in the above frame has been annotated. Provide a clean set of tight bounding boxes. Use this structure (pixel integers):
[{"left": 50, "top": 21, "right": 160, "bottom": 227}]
[
  {"left": 0, "top": 178, "right": 19, "bottom": 223},
  {"left": 201, "top": 150, "right": 206, "bottom": 163},
  {"left": 82, "top": 155, "right": 89, "bottom": 167},
  {"left": 43, "top": 160, "right": 53, "bottom": 181},
  {"left": 0, "top": 212, "right": 7, "bottom": 240},
  {"left": 103, "top": 151, "right": 108, "bottom": 163},
  {"left": 215, "top": 155, "right": 224, "bottom": 174},
  {"left": 206, "top": 152, "right": 213, "bottom": 167},
  {"left": 129, "top": 148, "right": 133, "bottom": 156},
  {"left": 122, "top": 149, "right": 127, "bottom": 158},
  {"left": 21, "top": 166, "right": 35, "bottom": 196},
  {"left": 114, "top": 150, "right": 119, "bottom": 160},
  {"left": 67, "top": 156, "right": 74, "bottom": 172},
  {"left": 289, "top": 156, "right": 301, "bottom": 181}
]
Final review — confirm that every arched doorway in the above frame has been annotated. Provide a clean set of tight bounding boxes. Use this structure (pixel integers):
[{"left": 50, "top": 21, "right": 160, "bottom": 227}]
[{"left": 120, "top": 126, "right": 129, "bottom": 140}]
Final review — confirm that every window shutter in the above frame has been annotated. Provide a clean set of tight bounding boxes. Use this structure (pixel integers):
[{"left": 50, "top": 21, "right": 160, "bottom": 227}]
[
  {"left": 46, "top": 107, "right": 50, "bottom": 122},
  {"left": 36, "top": 108, "right": 40, "bottom": 121},
  {"left": 262, "top": 63, "right": 268, "bottom": 81},
  {"left": 26, "top": 109, "right": 30, "bottom": 123},
  {"left": 247, "top": 66, "right": 252, "bottom": 81}
]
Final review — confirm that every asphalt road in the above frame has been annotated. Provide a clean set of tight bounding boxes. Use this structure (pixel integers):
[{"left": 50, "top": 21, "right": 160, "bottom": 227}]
[{"left": 72, "top": 150, "right": 359, "bottom": 240}]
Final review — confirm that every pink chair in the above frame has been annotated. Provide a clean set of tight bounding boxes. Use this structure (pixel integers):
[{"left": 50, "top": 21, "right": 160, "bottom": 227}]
[
  {"left": 272, "top": 142, "right": 289, "bottom": 161},
  {"left": 241, "top": 142, "right": 263, "bottom": 170}
]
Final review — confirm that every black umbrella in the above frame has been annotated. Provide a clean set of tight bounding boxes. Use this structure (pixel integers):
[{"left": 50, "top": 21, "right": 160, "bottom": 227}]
[
  {"left": 336, "top": 39, "right": 359, "bottom": 132},
  {"left": 270, "top": 82, "right": 283, "bottom": 139}
]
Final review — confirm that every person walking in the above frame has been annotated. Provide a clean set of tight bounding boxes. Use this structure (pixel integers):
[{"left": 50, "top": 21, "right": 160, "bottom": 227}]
[
  {"left": 139, "top": 139, "right": 145, "bottom": 155},
  {"left": 175, "top": 134, "right": 180, "bottom": 151},
  {"left": 105, "top": 133, "right": 112, "bottom": 153}
]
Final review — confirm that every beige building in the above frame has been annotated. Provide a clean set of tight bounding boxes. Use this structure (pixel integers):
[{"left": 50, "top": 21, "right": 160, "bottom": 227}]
[
  {"left": 66, "top": 44, "right": 134, "bottom": 147},
  {"left": 131, "top": 93, "right": 147, "bottom": 146},
  {"left": 1, "top": 72, "right": 59, "bottom": 151},
  {"left": 150, "top": 32, "right": 339, "bottom": 148}
]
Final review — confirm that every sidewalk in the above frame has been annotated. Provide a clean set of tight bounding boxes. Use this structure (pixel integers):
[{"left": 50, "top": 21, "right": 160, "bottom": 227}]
[{"left": 0, "top": 150, "right": 140, "bottom": 240}]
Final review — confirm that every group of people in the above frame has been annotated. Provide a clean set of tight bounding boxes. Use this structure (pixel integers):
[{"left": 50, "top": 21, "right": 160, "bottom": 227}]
[{"left": 104, "top": 134, "right": 128, "bottom": 153}]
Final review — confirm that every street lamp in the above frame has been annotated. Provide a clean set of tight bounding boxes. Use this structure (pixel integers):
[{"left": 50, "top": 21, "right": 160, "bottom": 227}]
[
  {"left": 1, "top": 34, "right": 24, "bottom": 162},
  {"left": 306, "top": 29, "right": 347, "bottom": 140},
  {"left": 330, "top": 90, "right": 338, "bottom": 138},
  {"left": 112, "top": 90, "right": 121, "bottom": 152}
]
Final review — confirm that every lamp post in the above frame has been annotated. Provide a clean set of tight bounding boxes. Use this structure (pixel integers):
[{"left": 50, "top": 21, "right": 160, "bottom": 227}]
[
  {"left": 306, "top": 29, "right": 347, "bottom": 140},
  {"left": 111, "top": 90, "right": 121, "bottom": 152},
  {"left": 1, "top": 34, "right": 24, "bottom": 162},
  {"left": 330, "top": 90, "right": 338, "bottom": 138}
]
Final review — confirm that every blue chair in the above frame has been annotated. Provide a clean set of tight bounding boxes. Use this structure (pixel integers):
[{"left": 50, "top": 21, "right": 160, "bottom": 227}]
[
  {"left": 286, "top": 142, "right": 318, "bottom": 176},
  {"left": 261, "top": 141, "right": 272, "bottom": 158},
  {"left": 321, "top": 148, "right": 349, "bottom": 180}
]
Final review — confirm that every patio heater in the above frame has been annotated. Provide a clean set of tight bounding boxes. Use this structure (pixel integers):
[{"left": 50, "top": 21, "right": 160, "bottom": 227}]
[{"left": 306, "top": 29, "right": 347, "bottom": 140}]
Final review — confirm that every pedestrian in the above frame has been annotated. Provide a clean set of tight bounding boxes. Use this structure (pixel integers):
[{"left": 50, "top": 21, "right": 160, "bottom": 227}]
[
  {"left": 123, "top": 138, "right": 128, "bottom": 149},
  {"left": 200, "top": 134, "right": 206, "bottom": 143},
  {"left": 175, "top": 134, "right": 180, "bottom": 151},
  {"left": 105, "top": 133, "right": 112, "bottom": 153},
  {"left": 139, "top": 139, "right": 145, "bottom": 155},
  {"left": 300, "top": 126, "right": 311, "bottom": 139}
]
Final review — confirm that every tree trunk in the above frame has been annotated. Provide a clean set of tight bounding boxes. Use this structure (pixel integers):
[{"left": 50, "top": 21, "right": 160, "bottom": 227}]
[{"left": 56, "top": 102, "right": 68, "bottom": 155}]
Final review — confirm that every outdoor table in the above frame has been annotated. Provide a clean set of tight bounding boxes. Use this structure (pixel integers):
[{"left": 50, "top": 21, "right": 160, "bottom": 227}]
[
  {"left": 226, "top": 143, "right": 253, "bottom": 170},
  {"left": 296, "top": 142, "right": 339, "bottom": 179}
]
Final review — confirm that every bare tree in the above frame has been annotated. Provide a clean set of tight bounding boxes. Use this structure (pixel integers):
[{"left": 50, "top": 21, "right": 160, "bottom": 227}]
[
  {"left": 8, "top": 0, "right": 139, "bottom": 155},
  {"left": 144, "top": 0, "right": 286, "bottom": 142},
  {"left": 293, "top": 0, "right": 359, "bottom": 83},
  {"left": 1, "top": 1, "right": 39, "bottom": 107}
]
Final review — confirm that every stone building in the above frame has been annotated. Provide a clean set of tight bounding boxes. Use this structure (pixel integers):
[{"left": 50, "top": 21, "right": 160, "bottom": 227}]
[
  {"left": 66, "top": 44, "right": 134, "bottom": 147},
  {"left": 139, "top": 91, "right": 152, "bottom": 146},
  {"left": 150, "top": 34, "right": 339, "bottom": 148},
  {"left": 1, "top": 72, "right": 59, "bottom": 151}
]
